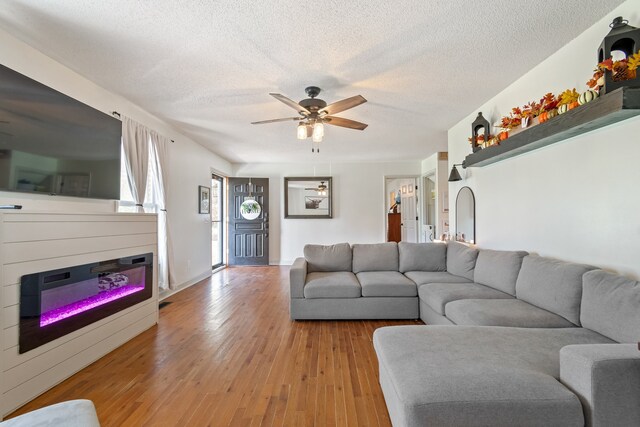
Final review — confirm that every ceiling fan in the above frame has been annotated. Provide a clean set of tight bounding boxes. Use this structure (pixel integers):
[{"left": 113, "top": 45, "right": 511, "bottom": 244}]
[
  {"left": 251, "top": 86, "right": 368, "bottom": 152},
  {"left": 305, "top": 181, "right": 328, "bottom": 196}
]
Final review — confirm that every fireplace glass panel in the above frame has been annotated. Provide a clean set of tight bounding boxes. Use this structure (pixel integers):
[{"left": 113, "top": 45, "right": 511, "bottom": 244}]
[
  {"left": 40, "top": 267, "right": 146, "bottom": 327},
  {"left": 20, "top": 253, "right": 153, "bottom": 353}
]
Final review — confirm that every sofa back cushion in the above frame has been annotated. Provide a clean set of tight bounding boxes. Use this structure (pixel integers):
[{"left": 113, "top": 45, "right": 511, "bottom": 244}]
[
  {"left": 398, "top": 242, "right": 447, "bottom": 273},
  {"left": 446, "top": 241, "right": 478, "bottom": 281},
  {"left": 304, "top": 243, "right": 352, "bottom": 273},
  {"left": 515, "top": 256, "right": 595, "bottom": 326},
  {"left": 581, "top": 270, "right": 640, "bottom": 343},
  {"left": 474, "top": 249, "right": 528, "bottom": 295},
  {"left": 352, "top": 243, "right": 399, "bottom": 273}
]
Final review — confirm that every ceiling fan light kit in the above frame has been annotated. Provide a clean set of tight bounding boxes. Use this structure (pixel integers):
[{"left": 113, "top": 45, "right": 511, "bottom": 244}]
[
  {"left": 296, "top": 122, "right": 308, "bottom": 140},
  {"left": 252, "top": 86, "right": 368, "bottom": 153}
]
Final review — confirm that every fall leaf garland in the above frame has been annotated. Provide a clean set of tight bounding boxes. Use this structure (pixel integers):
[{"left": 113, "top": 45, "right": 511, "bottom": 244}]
[
  {"left": 587, "top": 50, "right": 640, "bottom": 87},
  {"left": 628, "top": 52, "right": 640, "bottom": 72},
  {"left": 558, "top": 89, "right": 580, "bottom": 106},
  {"left": 478, "top": 48, "right": 640, "bottom": 147}
]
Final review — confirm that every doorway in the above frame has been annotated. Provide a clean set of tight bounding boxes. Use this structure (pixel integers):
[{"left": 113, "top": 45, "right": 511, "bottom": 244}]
[
  {"left": 227, "top": 177, "right": 270, "bottom": 266},
  {"left": 423, "top": 173, "right": 436, "bottom": 241},
  {"left": 211, "top": 174, "right": 225, "bottom": 270},
  {"left": 385, "top": 177, "right": 419, "bottom": 243}
]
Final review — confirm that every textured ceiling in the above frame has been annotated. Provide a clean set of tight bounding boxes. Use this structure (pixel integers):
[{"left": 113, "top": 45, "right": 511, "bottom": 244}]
[{"left": 0, "top": 0, "right": 626, "bottom": 163}]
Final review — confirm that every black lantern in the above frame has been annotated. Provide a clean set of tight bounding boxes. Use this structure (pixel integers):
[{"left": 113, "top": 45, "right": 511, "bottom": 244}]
[
  {"left": 597, "top": 16, "right": 640, "bottom": 95},
  {"left": 470, "top": 112, "right": 490, "bottom": 153}
]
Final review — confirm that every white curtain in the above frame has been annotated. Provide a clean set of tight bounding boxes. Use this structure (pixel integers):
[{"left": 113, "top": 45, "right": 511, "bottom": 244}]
[
  {"left": 150, "top": 131, "right": 175, "bottom": 290},
  {"left": 122, "top": 116, "right": 174, "bottom": 291},
  {"left": 122, "top": 117, "right": 149, "bottom": 212}
]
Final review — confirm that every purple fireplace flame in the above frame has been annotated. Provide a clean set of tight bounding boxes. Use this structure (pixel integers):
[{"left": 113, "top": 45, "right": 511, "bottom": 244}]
[
  {"left": 40, "top": 284, "right": 145, "bottom": 327},
  {"left": 20, "top": 253, "right": 153, "bottom": 354}
]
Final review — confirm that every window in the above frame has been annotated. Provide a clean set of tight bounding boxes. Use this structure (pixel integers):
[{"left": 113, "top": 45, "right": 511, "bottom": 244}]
[{"left": 119, "top": 145, "right": 161, "bottom": 212}]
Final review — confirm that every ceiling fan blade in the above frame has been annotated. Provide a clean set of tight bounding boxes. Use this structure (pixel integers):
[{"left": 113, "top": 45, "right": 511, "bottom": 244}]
[
  {"left": 324, "top": 116, "right": 368, "bottom": 130},
  {"left": 320, "top": 95, "right": 367, "bottom": 115},
  {"left": 270, "top": 93, "right": 310, "bottom": 115},
  {"left": 251, "top": 117, "right": 302, "bottom": 125}
]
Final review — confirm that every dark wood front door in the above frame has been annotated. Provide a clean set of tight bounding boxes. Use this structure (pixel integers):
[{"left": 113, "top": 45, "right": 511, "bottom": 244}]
[{"left": 228, "top": 178, "right": 269, "bottom": 265}]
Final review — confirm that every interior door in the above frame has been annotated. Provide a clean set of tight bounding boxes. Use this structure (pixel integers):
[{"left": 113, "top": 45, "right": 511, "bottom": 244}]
[
  {"left": 228, "top": 178, "right": 269, "bottom": 265},
  {"left": 401, "top": 182, "right": 418, "bottom": 243}
]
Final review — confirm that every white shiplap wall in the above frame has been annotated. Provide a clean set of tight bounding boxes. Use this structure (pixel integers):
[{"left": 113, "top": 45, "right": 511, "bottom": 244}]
[{"left": 0, "top": 212, "right": 159, "bottom": 418}]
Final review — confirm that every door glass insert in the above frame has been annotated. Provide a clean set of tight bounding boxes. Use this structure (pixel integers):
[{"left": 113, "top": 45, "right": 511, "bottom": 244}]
[{"left": 212, "top": 175, "right": 225, "bottom": 269}]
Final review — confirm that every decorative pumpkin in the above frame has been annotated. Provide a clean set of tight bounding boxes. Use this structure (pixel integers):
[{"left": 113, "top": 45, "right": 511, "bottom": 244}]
[
  {"left": 538, "top": 112, "right": 548, "bottom": 123},
  {"left": 546, "top": 109, "right": 558, "bottom": 120},
  {"left": 568, "top": 101, "right": 580, "bottom": 110},
  {"left": 578, "top": 90, "right": 599, "bottom": 105},
  {"left": 498, "top": 131, "right": 509, "bottom": 141},
  {"left": 558, "top": 104, "right": 569, "bottom": 114}
]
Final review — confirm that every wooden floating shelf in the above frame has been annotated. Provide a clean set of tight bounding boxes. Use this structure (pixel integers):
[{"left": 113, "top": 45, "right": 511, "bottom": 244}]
[{"left": 463, "top": 86, "right": 640, "bottom": 168}]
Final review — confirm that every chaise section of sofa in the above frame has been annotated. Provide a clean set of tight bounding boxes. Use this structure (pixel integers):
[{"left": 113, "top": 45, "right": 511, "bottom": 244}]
[
  {"left": 375, "top": 266, "right": 640, "bottom": 427},
  {"left": 374, "top": 325, "right": 612, "bottom": 427}
]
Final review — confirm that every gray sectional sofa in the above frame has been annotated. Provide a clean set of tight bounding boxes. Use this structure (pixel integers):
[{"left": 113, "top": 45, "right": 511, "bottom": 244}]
[{"left": 289, "top": 241, "right": 640, "bottom": 427}]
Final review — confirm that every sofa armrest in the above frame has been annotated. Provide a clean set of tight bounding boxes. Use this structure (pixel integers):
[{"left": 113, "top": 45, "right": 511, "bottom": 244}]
[
  {"left": 560, "top": 343, "right": 640, "bottom": 427},
  {"left": 290, "top": 257, "right": 307, "bottom": 299}
]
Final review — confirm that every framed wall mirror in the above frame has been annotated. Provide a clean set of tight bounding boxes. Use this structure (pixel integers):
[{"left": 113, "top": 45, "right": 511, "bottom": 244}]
[
  {"left": 284, "top": 177, "right": 333, "bottom": 219},
  {"left": 455, "top": 186, "right": 475, "bottom": 243}
]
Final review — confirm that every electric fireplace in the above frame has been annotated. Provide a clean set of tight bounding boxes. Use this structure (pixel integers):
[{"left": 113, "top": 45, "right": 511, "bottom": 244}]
[{"left": 19, "top": 253, "right": 153, "bottom": 353}]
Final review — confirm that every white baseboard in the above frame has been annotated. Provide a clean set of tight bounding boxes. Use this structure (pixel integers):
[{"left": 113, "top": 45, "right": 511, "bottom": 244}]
[
  {"left": 270, "top": 259, "right": 294, "bottom": 266},
  {"left": 159, "top": 269, "right": 212, "bottom": 301}
]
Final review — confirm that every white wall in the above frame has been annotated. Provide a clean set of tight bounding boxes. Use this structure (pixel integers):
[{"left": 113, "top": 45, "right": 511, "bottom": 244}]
[
  {"left": 0, "top": 27, "right": 232, "bottom": 288},
  {"left": 448, "top": 0, "right": 640, "bottom": 279},
  {"left": 233, "top": 161, "right": 421, "bottom": 264}
]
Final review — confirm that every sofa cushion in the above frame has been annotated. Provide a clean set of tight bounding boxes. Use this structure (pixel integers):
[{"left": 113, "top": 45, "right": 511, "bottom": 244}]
[
  {"left": 581, "top": 270, "right": 640, "bottom": 343},
  {"left": 352, "top": 242, "right": 398, "bottom": 273},
  {"left": 357, "top": 271, "right": 417, "bottom": 297},
  {"left": 304, "top": 272, "right": 360, "bottom": 298},
  {"left": 516, "top": 256, "right": 595, "bottom": 326},
  {"left": 398, "top": 242, "right": 447, "bottom": 273},
  {"left": 404, "top": 271, "right": 471, "bottom": 286},
  {"left": 446, "top": 241, "right": 478, "bottom": 281},
  {"left": 373, "top": 325, "right": 612, "bottom": 427},
  {"left": 304, "top": 243, "right": 352, "bottom": 273},
  {"left": 446, "top": 299, "right": 576, "bottom": 328},
  {"left": 418, "top": 282, "right": 512, "bottom": 315},
  {"left": 473, "top": 249, "right": 528, "bottom": 295}
]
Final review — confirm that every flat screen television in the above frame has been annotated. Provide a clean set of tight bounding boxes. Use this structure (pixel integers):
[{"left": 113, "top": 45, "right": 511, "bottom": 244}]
[{"left": 0, "top": 64, "right": 122, "bottom": 200}]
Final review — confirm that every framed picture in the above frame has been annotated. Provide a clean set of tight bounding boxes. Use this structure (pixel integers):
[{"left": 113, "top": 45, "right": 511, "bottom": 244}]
[
  {"left": 304, "top": 196, "right": 329, "bottom": 210},
  {"left": 284, "top": 177, "right": 332, "bottom": 219},
  {"left": 199, "top": 185, "right": 210, "bottom": 214}
]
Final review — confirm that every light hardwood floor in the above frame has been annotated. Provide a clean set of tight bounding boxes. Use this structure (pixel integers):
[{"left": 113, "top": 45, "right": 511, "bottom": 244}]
[{"left": 8, "top": 266, "right": 421, "bottom": 426}]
